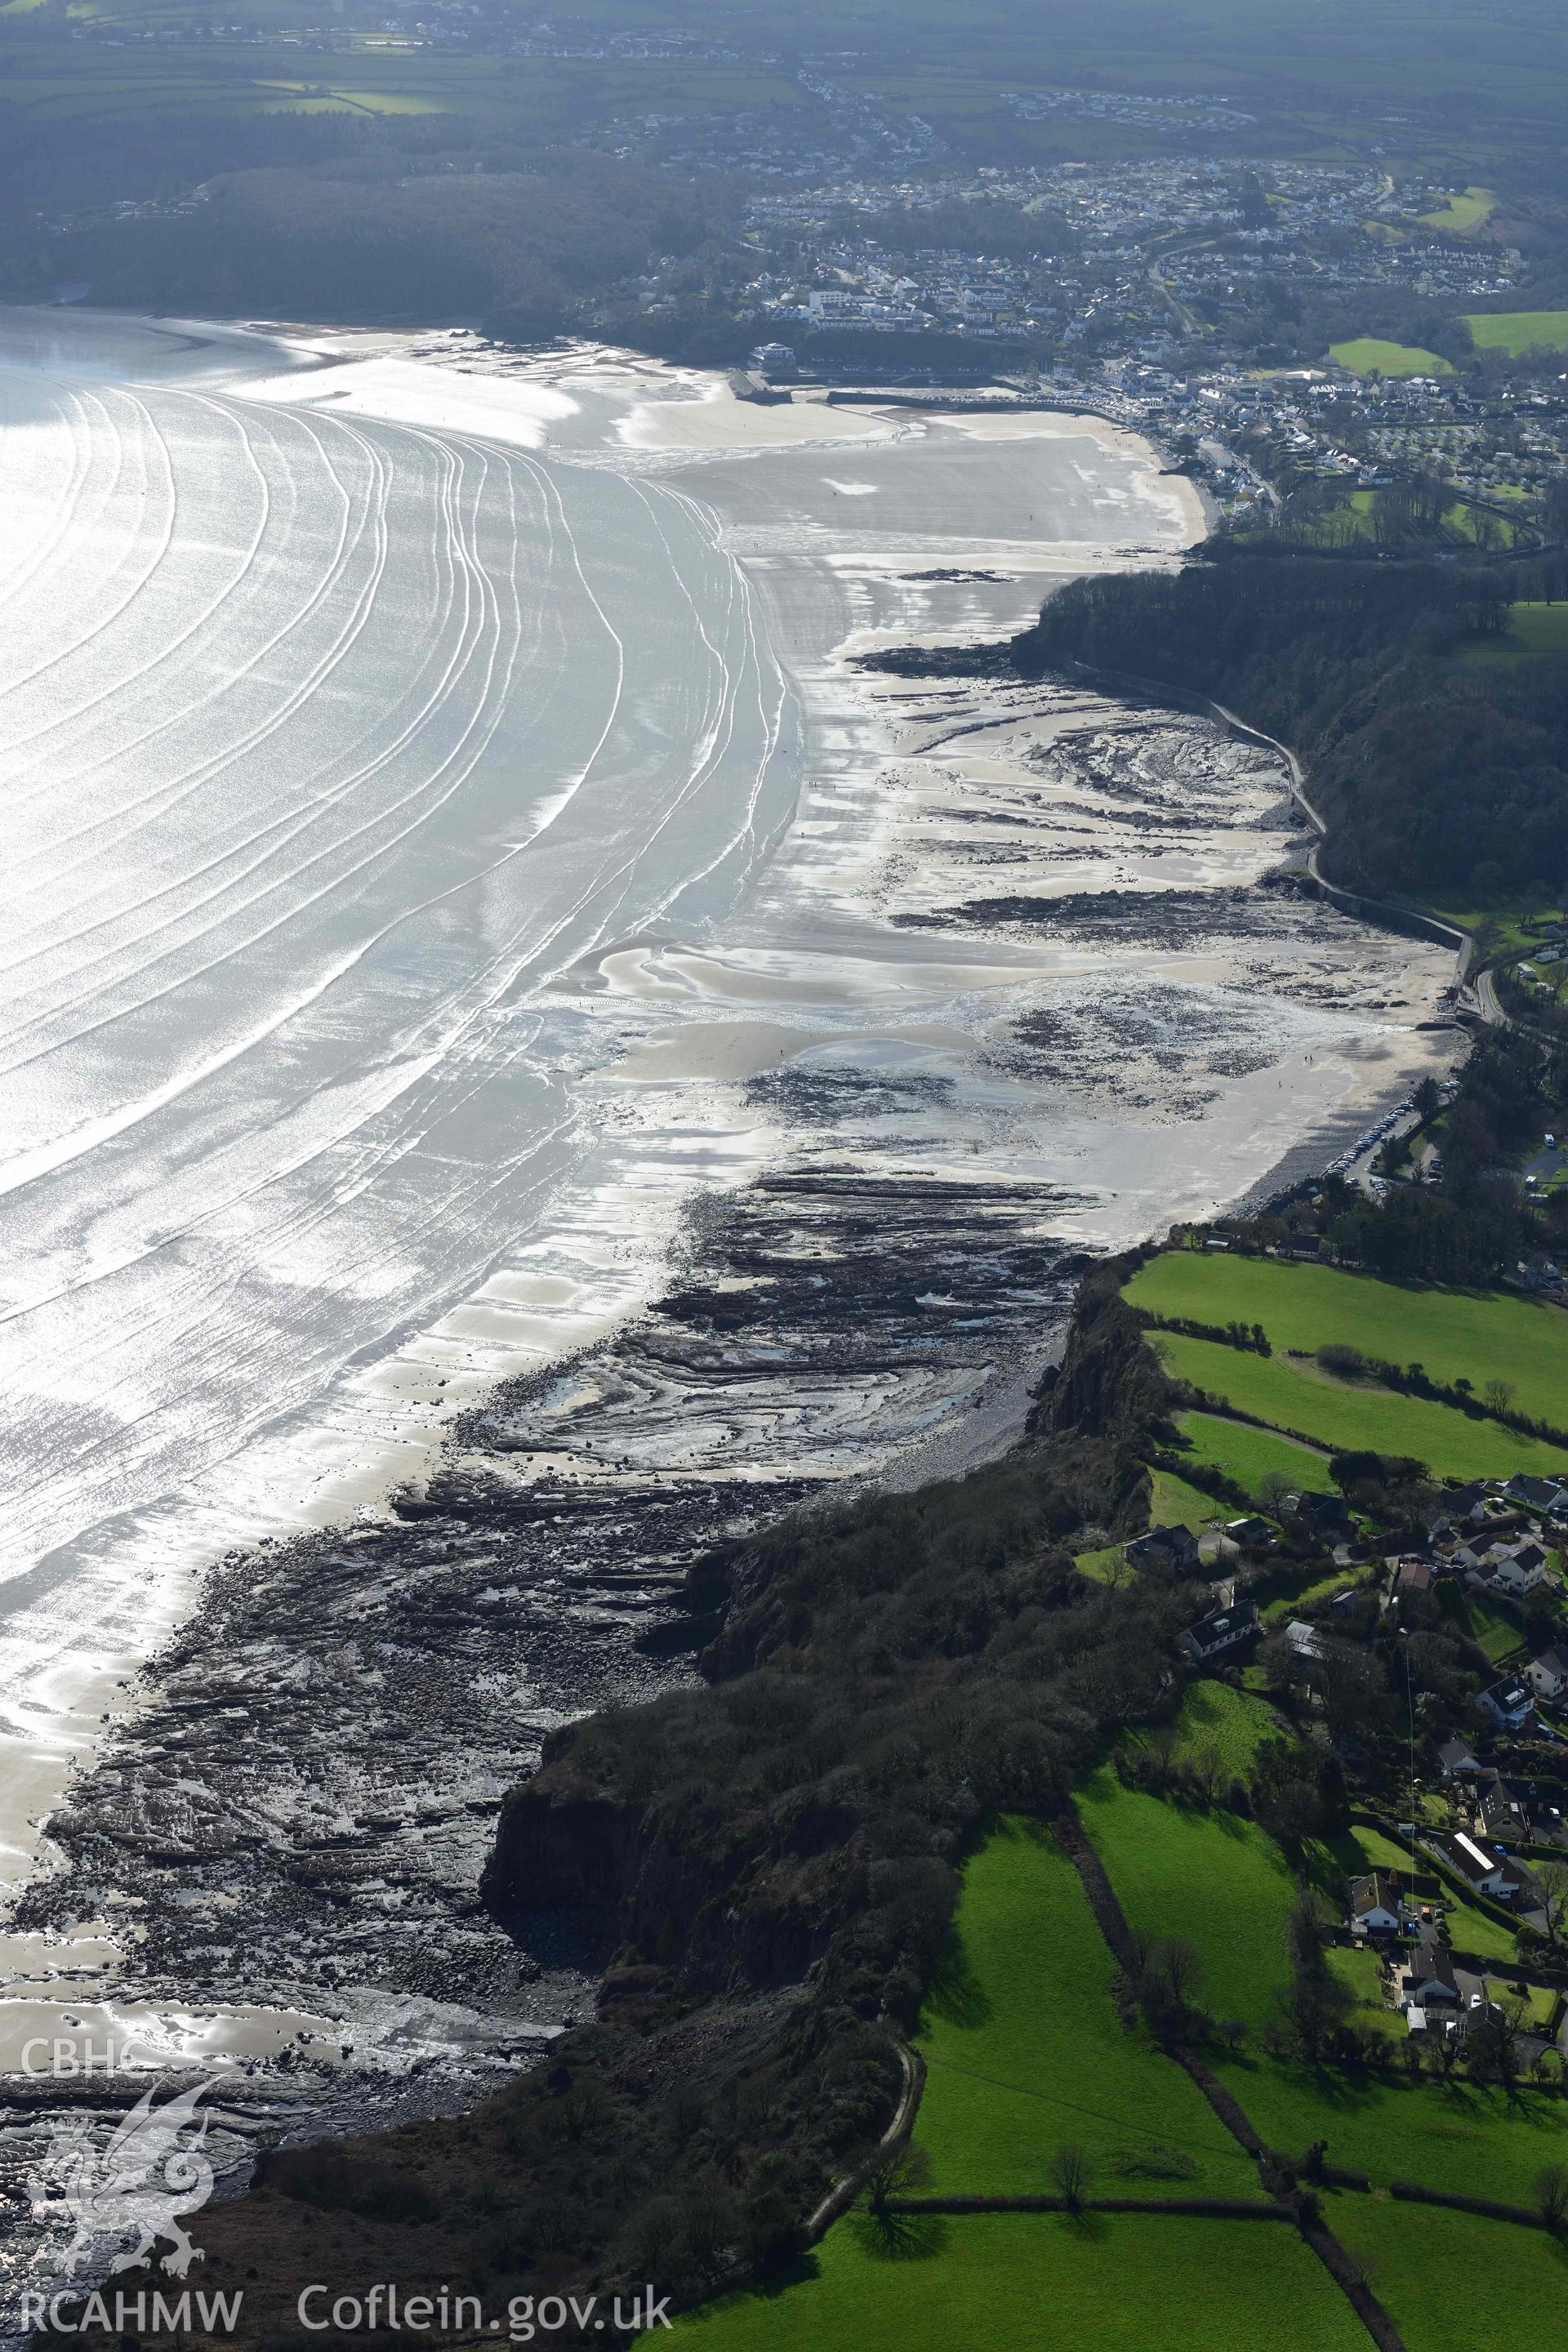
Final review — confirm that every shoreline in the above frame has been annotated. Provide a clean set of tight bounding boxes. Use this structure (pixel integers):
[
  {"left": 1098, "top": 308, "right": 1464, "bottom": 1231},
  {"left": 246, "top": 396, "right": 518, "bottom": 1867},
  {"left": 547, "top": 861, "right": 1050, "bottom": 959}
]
[
  {"left": 2, "top": 669, "right": 1461, "bottom": 2096},
  {"left": 0, "top": 332, "right": 1465, "bottom": 2300}
]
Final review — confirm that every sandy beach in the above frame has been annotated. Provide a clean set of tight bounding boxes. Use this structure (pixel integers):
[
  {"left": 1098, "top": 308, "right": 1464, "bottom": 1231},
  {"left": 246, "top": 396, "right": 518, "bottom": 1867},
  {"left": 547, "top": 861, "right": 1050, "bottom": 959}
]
[{"left": 0, "top": 316, "right": 1462, "bottom": 2236}]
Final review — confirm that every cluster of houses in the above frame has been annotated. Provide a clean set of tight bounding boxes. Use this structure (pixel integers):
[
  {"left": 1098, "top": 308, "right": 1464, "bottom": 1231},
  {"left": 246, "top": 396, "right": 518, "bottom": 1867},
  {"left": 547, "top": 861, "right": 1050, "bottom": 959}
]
[
  {"left": 1416, "top": 1477, "right": 1568, "bottom": 1735},
  {"left": 1347, "top": 1855, "right": 1560, "bottom": 2054},
  {"left": 698, "top": 143, "right": 1568, "bottom": 533},
  {"left": 731, "top": 153, "right": 1525, "bottom": 444},
  {"left": 1126, "top": 1462, "right": 1568, "bottom": 2054},
  {"left": 1171, "top": 1468, "right": 1568, "bottom": 1777}
]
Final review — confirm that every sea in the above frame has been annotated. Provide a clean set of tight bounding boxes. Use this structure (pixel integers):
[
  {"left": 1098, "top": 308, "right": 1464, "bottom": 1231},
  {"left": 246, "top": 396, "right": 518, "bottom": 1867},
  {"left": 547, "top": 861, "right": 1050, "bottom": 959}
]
[{"left": 0, "top": 310, "right": 1459, "bottom": 2130}]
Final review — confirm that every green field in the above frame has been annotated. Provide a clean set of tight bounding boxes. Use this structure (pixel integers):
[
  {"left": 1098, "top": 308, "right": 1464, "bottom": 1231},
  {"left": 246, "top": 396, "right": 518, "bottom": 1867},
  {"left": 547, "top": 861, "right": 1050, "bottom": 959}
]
[
  {"left": 1258, "top": 1563, "right": 1363, "bottom": 1624},
  {"left": 1128, "top": 1682, "right": 1287, "bottom": 1780},
  {"left": 1330, "top": 1942, "right": 1402, "bottom": 2038},
  {"left": 0, "top": 43, "right": 805, "bottom": 126},
  {"left": 1332, "top": 2202, "right": 1568, "bottom": 2352},
  {"left": 1329, "top": 337, "right": 1452, "bottom": 377},
  {"left": 1437, "top": 1583, "right": 1526, "bottom": 1671},
  {"left": 1072, "top": 1541, "right": 1129, "bottom": 1583},
  {"left": 684, "top": 1789, "right": 1564, "bottom": 2352},
  {"left": 1457, "top": 600, "right": 1568, "bottom": 666},
  {"left": 1333, "top": 1824, "right": 1423, "bottom": 1878},
  {"left": 1081, "top": 1791, "right": 1565, "bottom": 2202},
  {"left": 1462, "top": 309, "right": 1568, "bottom": 355},
  {"left": 1419, "top": 186, "right": 1496, "bottom": 234},
  {"left": 1412, "top": 893, "right": 1562, "bottom": 956},
  {"left": 1266, "top": 485, "right": 1518, "bottom": 555},
  {"left": 679, "top": 1811, "right": 1377, "bottom": 2352},
  {"left": 1126, "top": 1254, "right": 1568, "bottom": 1422},
  {"left": 1146, "top": 1465, "right": 1222, "bottom": 1535},
  {"left": 679, "top": 2207, "right": 1371, "bottom": 2352},
  {"left": 1484, "top": 1976, "right": 1561, "bottom": 2034},
  {"left": 915, "top": 1818, "right": 1248, "bottom": 2196},
  {"left": 1151, "top": 1333, "right": 1568, "bottom": 1481},
  {"left": 1174, "top": 1409, "right": 1330, "bottom": 1501},
  {"left": 1126, "top": 1254, "right": 1568, "bottom": 1437},
  {"left": 1076, "top": 1774, "right": 1296, "bottom": 2033}
]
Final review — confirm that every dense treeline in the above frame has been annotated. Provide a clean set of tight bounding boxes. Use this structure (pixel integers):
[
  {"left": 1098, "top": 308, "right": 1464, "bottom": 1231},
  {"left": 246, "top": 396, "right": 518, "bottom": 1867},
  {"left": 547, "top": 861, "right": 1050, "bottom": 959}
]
[
  {"left": 1015, "top": 555, "right": 1568, "bottom": 899},
  {"left": 1245, "top": 1029, "right": 1568, "bottom": 1286},
  {"left": 0, "top": 97, "right": 430, "bottom": 227},
  {"left": 0, "top": 87, "right": 732, "bottom": 336}
]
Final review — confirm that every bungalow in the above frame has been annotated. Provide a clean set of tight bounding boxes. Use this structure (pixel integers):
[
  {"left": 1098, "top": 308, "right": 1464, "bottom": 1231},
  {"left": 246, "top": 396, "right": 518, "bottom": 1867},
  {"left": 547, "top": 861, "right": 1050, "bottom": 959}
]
[
  {"left": 1224, "top": 1516, "right": 1272, "bottom": 1549},
  {"left": 1436, "top": 1735, "right": 1480, "bottom": 1779},
  {"left": 1502, "top": 1474, "right": 1568, "bottom": 1514},
  {"left": 1181, "top": 1600, "right": 1259, "bottom": 1664},
  {"left": 1347, "top": 1871, "right": 1403, "bottom": 1935},
  {"left": 1127, "top": 1523, "right": 1202, "bottom": 1572},
  {"left": 1396, "top": 1560, "right": 1436, "bottom": 1595},
  {"left": 1430, "top": 1829, "right": 1537, "bottom": 1904},
  {"left": 1444, "top": 1481, "right": 1495, "bottom": 1524},
  {"left": 1526, "top": 1644, "right": 1568, "bottom": 1705},
  {"left": 1477, "top": 1674, "right": 1535, "bottom": 1731}
]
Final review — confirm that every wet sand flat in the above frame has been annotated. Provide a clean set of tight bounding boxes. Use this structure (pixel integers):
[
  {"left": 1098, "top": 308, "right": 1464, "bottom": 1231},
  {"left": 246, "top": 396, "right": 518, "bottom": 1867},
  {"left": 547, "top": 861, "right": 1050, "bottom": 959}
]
[{"left": 0, "top": 318, "right": 1461, "bottom": 2192}]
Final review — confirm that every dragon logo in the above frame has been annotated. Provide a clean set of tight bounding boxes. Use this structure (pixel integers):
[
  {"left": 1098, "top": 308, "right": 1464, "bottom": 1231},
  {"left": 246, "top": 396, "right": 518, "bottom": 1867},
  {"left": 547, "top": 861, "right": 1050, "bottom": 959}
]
[{"left": 30, "top": 2078, "right": 216, "bottom": 2279}]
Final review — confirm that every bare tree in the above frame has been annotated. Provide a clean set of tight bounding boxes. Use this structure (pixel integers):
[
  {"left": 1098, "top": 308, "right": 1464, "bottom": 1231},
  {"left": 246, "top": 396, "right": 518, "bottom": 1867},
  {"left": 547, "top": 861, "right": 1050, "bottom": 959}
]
[
  {"left": 1051, "top": 2145, "right": 1094, "bottom": 2212},
  {"left": 1153, "top": 1935, "right": 1205, "bottom": 2008},
  {"left": 1285, "top": 1884, "right": 1336, "bottom": 1971},
  {"left": 1535, "top": 2163, "right": 1568, "bottom": 2235},
  {"left": 864, "top": 2139, "right": 929, "bottom": 2216},
  {"left": 1466, "top": 1993, "right": 1529, "bottom": 2088},
  {"left": 1257, "top": 1470, "right": 1295, "bottom": 1517},
  {"left": 1482, "top": 1377, "right": 1517, "bottom": 1418},
  {"left": 1530, "top": 1859, "right": 1568, "bottom": 1954},
  {"left": 1343, "top": 2247, "right": 1383, "bottom": 2294},
  {"left": 1188, "top": 1741, "right": 1225, "bottom": 1807}
]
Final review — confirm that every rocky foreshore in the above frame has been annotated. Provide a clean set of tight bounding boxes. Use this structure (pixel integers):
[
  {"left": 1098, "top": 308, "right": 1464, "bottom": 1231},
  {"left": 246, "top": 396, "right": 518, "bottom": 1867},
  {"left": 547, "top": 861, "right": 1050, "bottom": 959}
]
[
  {"left": 16, "top": 1159, "right": 1080, "bottom": 2082},
  {"left": 0, "top": 671, "right": 1465, "bottom": 2327}
]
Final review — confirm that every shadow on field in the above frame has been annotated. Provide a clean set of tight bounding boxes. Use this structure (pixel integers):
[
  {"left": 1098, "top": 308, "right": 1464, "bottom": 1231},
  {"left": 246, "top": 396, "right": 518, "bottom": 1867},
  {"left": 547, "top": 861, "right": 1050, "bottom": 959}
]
[{"left": 850, "top": 2209, "right": 951, "bottom": 2263}]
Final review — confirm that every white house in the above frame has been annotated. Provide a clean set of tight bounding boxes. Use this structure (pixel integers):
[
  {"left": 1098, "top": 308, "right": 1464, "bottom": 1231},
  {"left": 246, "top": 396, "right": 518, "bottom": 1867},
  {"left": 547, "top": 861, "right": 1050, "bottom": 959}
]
[
  {"left": 1431, "top": 1829, "right": 1536, "bottom": 1904},
  {"left": 1347, "top": 1871, "right": 1402, "bottom": 1935},
  {"left": 1526, "top": 1645, "right": 1568, "bottom": 1704},
  {"left": 1489, "top": 1541, "right": 1552, "bottom": 1598},
  {"left": 1401, "top": 1934, "right": 1459, "bottom": 2007}
]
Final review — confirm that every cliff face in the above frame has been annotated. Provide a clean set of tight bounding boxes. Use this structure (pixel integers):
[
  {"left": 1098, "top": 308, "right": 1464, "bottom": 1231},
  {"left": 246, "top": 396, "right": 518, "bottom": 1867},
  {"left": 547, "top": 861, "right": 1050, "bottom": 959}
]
[
  {"left": 1038, "top": 1267, "right": 1173, "bottom": 1450},
  {"left": 485, "top": 1758, "right": 644, "bottom": 1915},
  {"left": 482, "top": 1753, "right": 831, "bottom": 1992}
]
